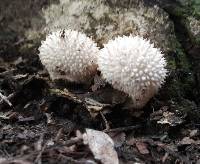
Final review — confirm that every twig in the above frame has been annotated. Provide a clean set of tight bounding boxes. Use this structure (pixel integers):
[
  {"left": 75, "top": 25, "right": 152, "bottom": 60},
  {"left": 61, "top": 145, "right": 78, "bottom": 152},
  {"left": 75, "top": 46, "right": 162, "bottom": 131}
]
[
  {"left": 104, "top": 125, "right": 142, "bottom": 133},
  {"left": 162, "top": 152, "right": 169, "bottom": 163},
  {"left": 58, "top": 154, "right": 95, "bottom": 164},
  {"left": 0, "top": 69, "right": 16, "bottom": 77},
  {"left": 100, "top": 111, "right": 110, "bottom": 131},
  {"left": 0, "top": 92, "right": 13, "bottom": 107},
  {"left": 63, "top": 137, "right": 83, "bottom": 147},
  {"left": 0, "top": 159, "right": 32, "bottom": 164},
  {"left": 54, "top": 128, "right": 63, "bottom": 142},
  {"left": 34, "top": 133, "right": 46, "bottom": 164}
]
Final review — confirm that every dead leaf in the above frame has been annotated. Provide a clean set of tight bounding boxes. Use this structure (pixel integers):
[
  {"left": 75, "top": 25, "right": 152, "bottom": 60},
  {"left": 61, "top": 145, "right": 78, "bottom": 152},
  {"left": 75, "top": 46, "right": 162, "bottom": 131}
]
[
  {"left": 189, "top": 130, "right": 198, "bottom": 137},
  {"left": 83, "top": 128, "right": 119, "bottom": 164},
  {"left": 49, "top": 88, "right": 82, "bottom": 103},
  {"left": 0, "top": 111, "right": 18, "bottom": 120},
  {"left": 0, "top": 92, "right": 13, "bottom": 107},
  {"left": 109, "top": 132, "right": 126, "bottom": 147},
  {"left": 157, "top": 111, "right": 184, "bottom": 126},
  {"left": 84, "top": 98, "right": 111, "bottom": 117},
  {"left": 126, "top": 137, "right": 136, "bottom": 146},
  {"left": 179, "top": 137, "right": 195, "bottom": 145},
  {"left": 13, "top": 73, "right": 28, "bottom": 80},
  {"left": 135, "top": 141, "right": 149, "bottom": 155}
]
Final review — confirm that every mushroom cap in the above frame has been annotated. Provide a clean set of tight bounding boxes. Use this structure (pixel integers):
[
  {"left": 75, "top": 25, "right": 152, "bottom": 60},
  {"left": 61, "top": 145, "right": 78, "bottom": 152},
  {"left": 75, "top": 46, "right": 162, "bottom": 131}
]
[
  {"left": 98, "top": 35, "right": 167, "bottom": 108},
  {"left": 38, "top": 29, "right": 99, "bottom": 83}
]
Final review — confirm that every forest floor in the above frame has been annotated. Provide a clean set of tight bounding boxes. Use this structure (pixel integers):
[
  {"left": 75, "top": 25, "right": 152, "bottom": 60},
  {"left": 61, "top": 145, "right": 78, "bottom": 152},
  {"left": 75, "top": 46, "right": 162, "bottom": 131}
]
[{"left": 0, "top": 51, "right": 200, "bottom": 164}]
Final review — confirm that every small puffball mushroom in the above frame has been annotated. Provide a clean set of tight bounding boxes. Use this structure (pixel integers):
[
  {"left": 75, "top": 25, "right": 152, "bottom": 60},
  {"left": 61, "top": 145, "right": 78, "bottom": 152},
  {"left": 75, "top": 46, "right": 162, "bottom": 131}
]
[
  {"left": 98, "top": 35, "right": 167, "bottom": 109},
  {"left": 38, "top": 29, "right": 99, "bottom": 83}
]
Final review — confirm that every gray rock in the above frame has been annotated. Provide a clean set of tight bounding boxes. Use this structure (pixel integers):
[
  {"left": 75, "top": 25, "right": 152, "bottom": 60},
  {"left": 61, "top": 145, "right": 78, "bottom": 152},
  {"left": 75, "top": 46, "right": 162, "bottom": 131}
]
[{"left": 43, "top": 0, "right": 177, "bottom": 52}]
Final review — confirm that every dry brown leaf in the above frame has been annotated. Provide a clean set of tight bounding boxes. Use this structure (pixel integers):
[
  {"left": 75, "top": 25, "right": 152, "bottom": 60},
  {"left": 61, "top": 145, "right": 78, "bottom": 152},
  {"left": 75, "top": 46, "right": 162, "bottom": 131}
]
[
  {"left": 180, "top": 137, "right": 195, "bottom": 145},
  {"left": 135, "top": 141, "right": 149, "bottom": 155},
  {"left": 83, "top": 128, "right": 119, "bottom": 164},
  {"left": 49, "top": 88, "right": 82, "bottom": 103},
  {"left": 157, "top": 111, "right": 184, "bottom": 126},
  {"left": 84, "top": 98, "right": 111, "bottom": 117},
  {"left": 109, "top": 132, "right": 126, "bottom": 147}
]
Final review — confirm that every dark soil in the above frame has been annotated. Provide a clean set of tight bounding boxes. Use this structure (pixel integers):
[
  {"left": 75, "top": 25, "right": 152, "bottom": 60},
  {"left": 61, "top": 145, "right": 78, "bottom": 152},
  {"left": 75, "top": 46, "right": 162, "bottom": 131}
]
[{"left": 0, "top": 43, "right": 199, "bottom": 164}]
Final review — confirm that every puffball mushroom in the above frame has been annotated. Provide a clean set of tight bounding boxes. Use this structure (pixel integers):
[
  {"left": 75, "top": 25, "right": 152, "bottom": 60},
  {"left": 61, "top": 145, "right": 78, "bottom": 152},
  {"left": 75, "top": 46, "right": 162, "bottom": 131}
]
[
  {"left": 98, "top": 35, "right": 167, "bottom": 109},
  {"left": 38, "top": 29, "right": 99, "bottom": 83}
]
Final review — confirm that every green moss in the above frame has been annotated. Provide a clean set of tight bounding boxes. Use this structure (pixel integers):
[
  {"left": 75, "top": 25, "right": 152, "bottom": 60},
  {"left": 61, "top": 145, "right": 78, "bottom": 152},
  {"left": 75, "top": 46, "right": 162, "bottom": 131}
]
[
  {"left": 170, "top": 99, "right": 200, "bottom": 123},
  {"left": 165, "top": 72, "right": 195, "bottom": 101},
  {"left": 165, "top": 36, "right": 191, "bottom": 71},
  {"left": 176, "top": 47, "right": 190, "bottom": 69},
  {"left": 170, "top": 7, "right": 189, "bottom": 17},
  {"left": 192, "top": 0, "right": 200, "bottom": 17},
  {"left": 166, "top": 57, "right": 176, "bottom": 70},
  {"left": 163, "top": 35, "right": 196, "bottom": 100},
  {"left": 163, "top": 0, "right": 199, "bottom": 19}
]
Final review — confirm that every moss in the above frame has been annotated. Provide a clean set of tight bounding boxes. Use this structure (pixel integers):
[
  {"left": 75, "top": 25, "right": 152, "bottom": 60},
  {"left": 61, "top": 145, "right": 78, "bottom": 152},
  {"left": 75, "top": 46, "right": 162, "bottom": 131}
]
[
  {"left": 170, "top": 99, "right": 200, "bottom": 123},
  {"left": 169, "top": 6, "right": 189, "bottom": 17},
  {"left": 192, "top": 0, "right": 200, "bottom": 17},
  {"left": 164, "top": 73, "right": 195, "bottom": 102},
  {"left": 160, "top": 0, "right": 199, "bottom": 47},
  {"left": 162, "top": 36, "right": 196, "bottom": 101},
  {"left": 182, "top": 17, "right": 200, "bottom": 45},
  {"left": 161, "top": 0, "right": 199, "bottom": 19},
  {"left": 166, "top": 34, "right": 189, "bottom": 69},
  {"left": 165, "top": 56, "right": 176, "bottom": 70},
  {"left": 175, "top": 47, "right": 190, "bottom": 69}
]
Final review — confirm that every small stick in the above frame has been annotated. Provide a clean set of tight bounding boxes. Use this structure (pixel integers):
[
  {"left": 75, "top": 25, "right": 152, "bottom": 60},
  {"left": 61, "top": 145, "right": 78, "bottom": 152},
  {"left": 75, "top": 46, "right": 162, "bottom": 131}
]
[
  {"left": 104, "top": 125, "right": 142, "bottom": 133},
  {"left": 0, "top": 69, "right": 15, "bottom": 77},
  {"left": 0, "top": 92, "right": 13, "bottom": 107},
  {"left": 63, "top": 137, "right": 83, "bottom": 147},
  {"left": 54, "top": 128, "right": 63, "bottom": 142},
  {"left": 100, "top": 111, "right": 110, "bottom": 131}
]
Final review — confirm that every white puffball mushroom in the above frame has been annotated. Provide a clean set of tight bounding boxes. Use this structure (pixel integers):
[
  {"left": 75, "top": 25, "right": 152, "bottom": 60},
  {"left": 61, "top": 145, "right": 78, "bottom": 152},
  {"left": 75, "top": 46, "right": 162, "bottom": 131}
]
[
  {"left": 38, "top": 29, "right": 99, "bottom": 83},
  {"left": 98, "top": 35, "right": 167, "bottom": 109}
]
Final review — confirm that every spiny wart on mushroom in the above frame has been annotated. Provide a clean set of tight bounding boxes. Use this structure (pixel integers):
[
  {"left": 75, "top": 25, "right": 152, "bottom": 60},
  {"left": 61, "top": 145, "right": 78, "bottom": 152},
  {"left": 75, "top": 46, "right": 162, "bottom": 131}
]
[
  {"left": 38, "top": 29, "right": 99, "bottom": 83},
  {"left": 97, "top": 35, "right": 167, "bottom": 109}
]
